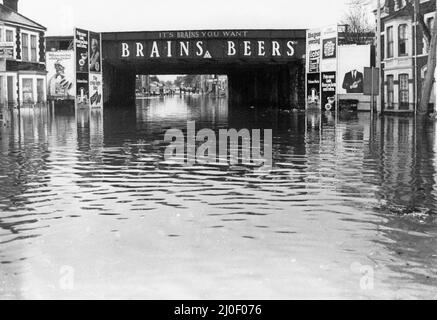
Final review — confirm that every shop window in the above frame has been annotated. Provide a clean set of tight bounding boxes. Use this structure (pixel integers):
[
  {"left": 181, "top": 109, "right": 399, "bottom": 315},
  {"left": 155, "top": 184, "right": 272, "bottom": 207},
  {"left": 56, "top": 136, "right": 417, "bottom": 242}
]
[
  {"left": 22, "top": 78, "right": 34, "bottom": 104},
  {"left": 399, "top": 74, "right": 409, "bottom": 110},
  {"left": 398, "top": 24, "right": 408, "bottom": 56},
  {"left": 31, "top": 35, "right": 38, "bottom": 62},
  {"left": 387, "top": 75, "right": 394, "bottom": 109},
  {"left": 22, "top": 33, "right": 29, "bottom": 61},
  {"left": 387, "top": 26, "right": 394, "bottom": 58}
]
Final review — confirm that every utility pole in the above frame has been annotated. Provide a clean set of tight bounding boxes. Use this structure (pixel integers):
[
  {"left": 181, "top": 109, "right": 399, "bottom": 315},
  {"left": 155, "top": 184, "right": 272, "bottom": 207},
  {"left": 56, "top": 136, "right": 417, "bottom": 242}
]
[{"left": 376, "top": 0, "right": 382, "bottom": 114}]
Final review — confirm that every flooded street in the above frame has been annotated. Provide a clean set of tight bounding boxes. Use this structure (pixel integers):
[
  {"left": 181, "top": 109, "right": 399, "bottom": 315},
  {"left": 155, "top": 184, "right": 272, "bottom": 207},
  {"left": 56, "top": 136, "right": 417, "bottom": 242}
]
[{"left": 1, "top": 96, "right": 437, "bottom": 299}]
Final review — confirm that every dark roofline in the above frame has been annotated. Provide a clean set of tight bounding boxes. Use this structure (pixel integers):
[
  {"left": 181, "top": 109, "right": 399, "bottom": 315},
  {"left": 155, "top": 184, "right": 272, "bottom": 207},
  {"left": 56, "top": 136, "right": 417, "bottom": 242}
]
[{"left": 0, "top": 4, "right": 46, "bottom": 31}]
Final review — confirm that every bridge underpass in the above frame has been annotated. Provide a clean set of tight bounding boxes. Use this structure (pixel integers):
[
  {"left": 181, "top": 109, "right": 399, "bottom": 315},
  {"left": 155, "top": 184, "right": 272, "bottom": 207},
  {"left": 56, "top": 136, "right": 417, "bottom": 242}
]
[{"left": 102, "top": 29, "right": 306, "bottom": 109}]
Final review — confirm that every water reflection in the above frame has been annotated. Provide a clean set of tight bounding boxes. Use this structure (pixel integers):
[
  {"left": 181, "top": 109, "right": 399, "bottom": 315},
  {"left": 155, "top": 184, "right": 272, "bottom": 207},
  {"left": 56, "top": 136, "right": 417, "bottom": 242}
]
[{"left": 0, "top": 98, "right": 436, "bottom": 299}]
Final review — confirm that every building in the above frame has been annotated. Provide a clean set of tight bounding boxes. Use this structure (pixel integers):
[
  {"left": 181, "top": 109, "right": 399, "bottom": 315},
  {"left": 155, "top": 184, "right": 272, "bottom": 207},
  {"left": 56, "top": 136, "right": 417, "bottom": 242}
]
[
  {"left": 0, "top": 0, "right": 47, "bottom": 107},
  {"left": 378, "top": 0, "right": 436, "bottom": 113}
]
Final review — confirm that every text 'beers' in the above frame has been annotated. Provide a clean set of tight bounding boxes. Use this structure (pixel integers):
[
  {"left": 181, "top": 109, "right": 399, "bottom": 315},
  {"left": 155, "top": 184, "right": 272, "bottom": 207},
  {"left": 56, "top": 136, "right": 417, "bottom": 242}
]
[{"left": 120, "top": 40, "right": 297, "bottom": 59}]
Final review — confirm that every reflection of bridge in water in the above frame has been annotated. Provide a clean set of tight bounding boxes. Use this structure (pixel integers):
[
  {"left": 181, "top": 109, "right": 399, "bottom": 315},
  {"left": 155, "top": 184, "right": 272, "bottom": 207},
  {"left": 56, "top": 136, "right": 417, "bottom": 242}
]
[{"left": 102, "top": 30, "right": 306, "bottom": 109}]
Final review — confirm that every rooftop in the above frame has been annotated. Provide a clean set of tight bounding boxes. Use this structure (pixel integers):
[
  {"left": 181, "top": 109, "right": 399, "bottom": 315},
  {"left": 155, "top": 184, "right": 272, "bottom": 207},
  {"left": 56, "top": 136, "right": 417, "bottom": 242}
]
[{"left": 0, "top": 3, "right": 46, "bottom": 31}]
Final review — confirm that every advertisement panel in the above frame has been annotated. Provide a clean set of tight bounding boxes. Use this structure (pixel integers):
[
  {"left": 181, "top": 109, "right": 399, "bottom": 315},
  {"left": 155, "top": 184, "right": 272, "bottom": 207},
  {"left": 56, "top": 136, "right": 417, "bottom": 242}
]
[
  {"left": 75, "top": 28, "right": 89, "bottom": 73},
  {"left": 338, "top": 45, "right": 371, "bottom": 95},
  {"left": 306, "top": 29, "right": 321, "bottom": 110},
  {"left": 74, "top": 28, "right": 103, "bottom": 108},
  {"left": 89, "top": 73, "right": 103, "bottom": 108},
  {"left": 321, "top": 26, "right": 338, "bottom": 73},
  {"left": 89, "top": 32, "right": 102, "bottom": 73},
  {"left": 321, "top": 72, "right": 336, "bottom": 111},
  {"left": 76, "top": 73, "right": 89, "bottom": 106},
  {"left": 307, "top": 73, "right": 321, "bottom": 108},
  {"left": 46, "top": 51, "right": 75, "bottom": 100}
]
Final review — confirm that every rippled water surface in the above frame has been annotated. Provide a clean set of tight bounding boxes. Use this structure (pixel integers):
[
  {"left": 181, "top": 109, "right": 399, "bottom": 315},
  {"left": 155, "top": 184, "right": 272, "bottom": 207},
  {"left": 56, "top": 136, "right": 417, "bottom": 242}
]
[{"left": 1, "top": 97, "right": 437, "bottom": 299}]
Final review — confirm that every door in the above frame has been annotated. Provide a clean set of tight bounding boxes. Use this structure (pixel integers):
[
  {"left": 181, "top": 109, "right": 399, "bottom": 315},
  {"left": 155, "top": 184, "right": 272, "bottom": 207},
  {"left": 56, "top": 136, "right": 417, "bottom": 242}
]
[{"left": 7, "top": 76, "right": 14, "bottom": 106}]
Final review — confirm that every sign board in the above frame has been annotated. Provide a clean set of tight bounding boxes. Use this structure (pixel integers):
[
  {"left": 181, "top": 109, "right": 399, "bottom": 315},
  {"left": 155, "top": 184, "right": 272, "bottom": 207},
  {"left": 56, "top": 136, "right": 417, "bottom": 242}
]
[
  {"left": 46, "top": 51, "right": 75, "bottom": 100},
  {"left": 338, "top": 45, "right": 371, "bottom": 95},
  {"left": 363, "top": 67, "right": 380, "bottom": 96},
  {"left": 74, "top": 28, "right": 103, "bottom": 108},
  {"left": 321, "top": 72, "right": 337, "bottom": 111},
  {"left": 306, "top": 25, "right": 338, "bottom": 111},
  {"left": 0, "top": 43, "right": 14, "bottom": 59},
  {"left": 305, "top": 29, "right": 322, "bottom": 109}
]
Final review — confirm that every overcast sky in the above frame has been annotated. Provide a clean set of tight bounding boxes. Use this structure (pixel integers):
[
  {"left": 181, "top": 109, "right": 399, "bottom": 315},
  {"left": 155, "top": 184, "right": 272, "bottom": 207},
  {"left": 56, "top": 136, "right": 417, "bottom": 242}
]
[{"left": 16, "top": 0, "right": 375, "bottom": 36}]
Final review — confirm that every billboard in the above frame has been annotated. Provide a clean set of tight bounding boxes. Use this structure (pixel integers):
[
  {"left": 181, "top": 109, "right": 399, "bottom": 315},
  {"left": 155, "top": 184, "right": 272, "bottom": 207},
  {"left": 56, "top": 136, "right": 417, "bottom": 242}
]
[
  {"left": 338, "top": 45, "right": 371, "bottom": 95},
  {"left": 89, "top": 73, "right": 103, "bottom": 108},
  {"left": 89, "top": 32, "right": 102, "bottom": 73},
  {"left": 306, "top": 29, "right": 322, "bottom": 110},
  {"left": 46, "top": 51, "right": 75, "bottom": 100},
  {"left": 76, "top": 73, "right": 89, "bottom": 106},
  {"left": 75, "top": 28, "right": 89, "bottom": 73},
  {"left": 74, "top": 28, "right": 103, "bottom": 108},
  {"left": 321, "top": 72, "right": 336, "bottom": 111},
  {"left": 307, "top": 73, "right": 321, "bottom": 108}
]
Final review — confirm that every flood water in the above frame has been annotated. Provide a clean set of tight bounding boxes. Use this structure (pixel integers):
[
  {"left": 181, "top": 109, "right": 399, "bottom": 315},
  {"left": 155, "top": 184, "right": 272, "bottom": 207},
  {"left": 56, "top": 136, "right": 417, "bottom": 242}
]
[{"left": 0, "top": 96, "right": 436, "bottom": 299}]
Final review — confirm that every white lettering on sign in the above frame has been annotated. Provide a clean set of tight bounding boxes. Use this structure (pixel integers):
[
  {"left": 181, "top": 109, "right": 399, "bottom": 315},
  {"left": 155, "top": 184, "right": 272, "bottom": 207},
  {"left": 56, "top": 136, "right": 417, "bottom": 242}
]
[
  {"left": 196, "top": 41, "right": 204, "bottom": 56},
  {"left": 122, "top": 43, "right": 130, "bottom": 57},
  {"left": 136, "top": 43, "right": 144, "bottom": 57},
  {"left": 120, "top": 40, "right": 298, "bottom": 59},
  {"left": 228, "top": 41, "right": 236, "bottom": 56},
  {"left": 258, "top": 41, "right": 266, "bottom": 56},
  {"left": 150, "top": 41, "right": 160, "bottom": 57}
]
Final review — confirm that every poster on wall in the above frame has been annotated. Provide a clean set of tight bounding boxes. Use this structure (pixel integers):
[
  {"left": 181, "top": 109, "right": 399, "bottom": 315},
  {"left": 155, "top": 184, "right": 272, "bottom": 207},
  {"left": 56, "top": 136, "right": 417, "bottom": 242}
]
[
  {"left": 321, "top": 26, "right": 338, "bottom": 73},
  {"left": 89, "top": 73, "right": 103, "bottom": 108},
  {"left": 308, "top": 50, "right": 320, "bottom": 73},
  {"left": 321, "top": 72, "right": 336, "bottom": 111},
  {"left": 89, "top": 32, "right": 102, "bottom": 73},
  {"left": 46, "top": 51, "right": 75, "bottom": 100},
  {"left": 307, "top": 73, "right": 321, "bottom": 108},
  {"left": 306, "top": 29, "right": 321, "bottom": 73},
  {"left": 338, "top": 45, "right": 370, "bottom": 95},
  {"left": 306, "top": 29, "right": 321, "bottom": 110},
  {"left": 76, "top": 73, "right": 89, "bottom": 108},
  {"left": 75, "top": 28, "right": 89, "bottom": 73}
]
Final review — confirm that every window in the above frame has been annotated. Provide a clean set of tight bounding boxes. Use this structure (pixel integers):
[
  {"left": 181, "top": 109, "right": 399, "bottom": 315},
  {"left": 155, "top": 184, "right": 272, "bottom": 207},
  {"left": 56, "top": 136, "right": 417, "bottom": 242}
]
[
  {"left": 398, "top": 24, "right": 408, "bottom": 56},
  {"left": 399, "top": 74, "right": 409, "bottom": 110},
  {"left": 22, "top": 78, "right": 34, "bottom": 104},
  {"left": 22, "top": 33, "right": 29, "bottom": 61},
  {"left": 387, "top": 26, "right": 394, "bottom": 58},
  {"left": 31, "top": 35, "right": 37, "bottom": 62},
  {"left": 6, "top": 30, "right": 14, "bottom": 43},
  {"left": 387, "top": 75, "right": 394, "bottom": 109}
]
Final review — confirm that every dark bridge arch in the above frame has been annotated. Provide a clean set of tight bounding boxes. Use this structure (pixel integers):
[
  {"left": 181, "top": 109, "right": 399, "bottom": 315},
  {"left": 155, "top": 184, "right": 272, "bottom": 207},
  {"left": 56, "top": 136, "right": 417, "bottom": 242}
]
[{"left": 102, "top": 29, "right": 306, "bottom": 109}]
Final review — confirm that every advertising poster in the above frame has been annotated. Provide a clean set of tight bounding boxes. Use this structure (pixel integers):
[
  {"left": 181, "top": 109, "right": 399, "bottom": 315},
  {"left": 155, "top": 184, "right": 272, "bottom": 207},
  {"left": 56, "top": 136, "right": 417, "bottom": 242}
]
[
  {"left": 89, "top": 73, "right": 103, "bottom": 108},
  {"left": 89, "top": 32, "right": 102, "bottom": 73},
  {"left": 46, "top": 51, "right": 75, "bottom": 100},
  {"left": 338, "top": 45, "right": 371, "bottom": 95},
  {"left": 75, "top": 28, "right": 89, "bottom": 73},
  {"left": 306, "top": 29, "right": 321, "bottom": 110},
  {"left": 307, "top": 73, "right": 321, "bottom": 108},
  {"left": 308, "top": 50, "right": 320, "bottom": 73},
  {"left": 76, "top": 72, "right": 89, "bottom": 107},
  {"left": 306, "top": 29, "right": 321, "bottom": 73},
  {"left": 321, "top": 72, "right": 336, "bottom": 111},
  {"left": 321, "top": 25, "right": 338, "bottom": 73}
]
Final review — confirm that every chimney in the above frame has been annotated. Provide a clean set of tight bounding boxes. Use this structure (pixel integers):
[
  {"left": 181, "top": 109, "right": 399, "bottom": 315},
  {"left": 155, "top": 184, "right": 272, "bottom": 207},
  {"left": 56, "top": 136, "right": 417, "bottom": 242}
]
[{"left": 3, "top": 0, "right": 18, "bottom": 12}]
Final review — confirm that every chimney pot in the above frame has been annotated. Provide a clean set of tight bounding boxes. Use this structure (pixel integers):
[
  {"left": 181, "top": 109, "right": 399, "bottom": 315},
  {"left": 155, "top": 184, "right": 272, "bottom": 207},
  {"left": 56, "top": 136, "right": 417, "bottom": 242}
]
[{"left": 3, "top": 0, "right": 18, "bottom": 12}]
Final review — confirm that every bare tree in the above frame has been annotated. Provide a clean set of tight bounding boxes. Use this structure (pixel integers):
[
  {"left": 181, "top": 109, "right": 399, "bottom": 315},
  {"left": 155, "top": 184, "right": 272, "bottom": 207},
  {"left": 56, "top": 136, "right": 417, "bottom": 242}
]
[{"left": 341, "top": 0, "right": 375, "bottom": 45}]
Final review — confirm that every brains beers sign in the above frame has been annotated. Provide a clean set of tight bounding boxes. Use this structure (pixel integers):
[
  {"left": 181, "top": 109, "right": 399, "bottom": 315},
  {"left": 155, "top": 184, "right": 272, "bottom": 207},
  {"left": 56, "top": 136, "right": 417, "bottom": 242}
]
[{"left": 118, "top": 31, "right": 305, "bottom": 59}]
